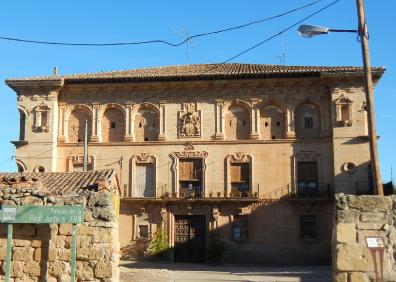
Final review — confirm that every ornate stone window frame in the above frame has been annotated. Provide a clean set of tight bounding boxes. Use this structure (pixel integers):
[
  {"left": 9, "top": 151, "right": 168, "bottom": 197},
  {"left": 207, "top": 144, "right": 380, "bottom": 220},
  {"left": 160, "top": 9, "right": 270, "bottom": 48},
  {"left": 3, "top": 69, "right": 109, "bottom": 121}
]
[
  {"left": 32, "top": 103, "right": 51, "bottom": 133},
  {"left": 291, "top": 151, "right": 323, "bottom": 194},
  {"left": 170, "top": 149, "right": 208, "bottom": 196},
  {"left": 133, "top": 212, "right": 152, "bottom": 240},
  {"left": 225, "top": 153, "right": 254, "bottom": 197},
  {"left": 178, "top": 102, "right": 202, "bottom": 138},
  {"left": 130, "top": 153, "right": 157, "bottom": 197},
  {"left": 67, "top": 155, "right": 95, "bottom": 172},
  {"left": 334, "top": 94, "right": 353, "bottom": 127}
]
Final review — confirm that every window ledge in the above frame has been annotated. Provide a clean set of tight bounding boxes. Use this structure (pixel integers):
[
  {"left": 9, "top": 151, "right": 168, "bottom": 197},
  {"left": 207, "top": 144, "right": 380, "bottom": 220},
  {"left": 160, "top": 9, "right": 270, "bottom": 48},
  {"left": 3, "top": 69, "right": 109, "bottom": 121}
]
[{"left": 10, "top": 140, "right": 29, "bottom": 147}]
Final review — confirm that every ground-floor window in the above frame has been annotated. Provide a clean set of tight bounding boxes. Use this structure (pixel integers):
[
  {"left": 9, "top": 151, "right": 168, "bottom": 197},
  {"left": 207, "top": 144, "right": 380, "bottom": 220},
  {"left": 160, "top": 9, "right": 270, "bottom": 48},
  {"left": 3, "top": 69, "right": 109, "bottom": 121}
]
[
  {"left": 232, "top": 215, "right": 248, "bottom": 241},
  {"left": 300, "top": 215, "right": 317, "bottom": 240}
]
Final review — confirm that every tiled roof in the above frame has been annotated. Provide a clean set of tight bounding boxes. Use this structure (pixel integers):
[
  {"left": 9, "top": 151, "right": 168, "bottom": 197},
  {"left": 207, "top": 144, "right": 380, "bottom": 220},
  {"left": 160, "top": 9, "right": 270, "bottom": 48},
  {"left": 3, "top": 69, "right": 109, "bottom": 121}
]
[
  {"left": 0, "top": 169, "right": 115, "bottom": 196},
  {"left": 6, "top": 63, "right": 385, "bottom": 84}
]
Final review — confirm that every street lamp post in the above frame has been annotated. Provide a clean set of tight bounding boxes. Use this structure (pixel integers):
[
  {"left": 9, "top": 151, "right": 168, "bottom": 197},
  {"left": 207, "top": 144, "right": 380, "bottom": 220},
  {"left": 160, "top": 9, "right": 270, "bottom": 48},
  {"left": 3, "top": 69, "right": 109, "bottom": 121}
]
[{"left": 297, "top": 0, "right": 384, "bottom": 195}]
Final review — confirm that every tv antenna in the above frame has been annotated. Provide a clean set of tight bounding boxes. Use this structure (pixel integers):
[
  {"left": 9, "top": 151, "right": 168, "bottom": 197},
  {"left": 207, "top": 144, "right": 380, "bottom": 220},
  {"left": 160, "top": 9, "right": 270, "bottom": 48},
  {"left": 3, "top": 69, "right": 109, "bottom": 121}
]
[
  {"left": 278, "top": 33, "right": 286, "bottom": 65},
  {"left": 172, "top": 28, "right": 197, "bottom": 63}
]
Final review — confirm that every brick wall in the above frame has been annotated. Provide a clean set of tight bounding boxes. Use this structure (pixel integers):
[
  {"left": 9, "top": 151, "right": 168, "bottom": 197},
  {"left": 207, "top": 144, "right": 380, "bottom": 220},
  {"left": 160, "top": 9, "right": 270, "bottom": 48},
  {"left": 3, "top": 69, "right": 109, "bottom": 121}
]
[{"left": 101, "top": 108, "right": 125, "bottom": 142}]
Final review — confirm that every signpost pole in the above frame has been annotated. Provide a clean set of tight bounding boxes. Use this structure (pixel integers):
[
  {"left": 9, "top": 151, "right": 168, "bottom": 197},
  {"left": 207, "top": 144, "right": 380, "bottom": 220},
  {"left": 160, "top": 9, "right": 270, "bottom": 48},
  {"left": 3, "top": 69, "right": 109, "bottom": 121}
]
[
  {"left": 70, "top": 224, "right": 77, "bottom": 282},
  {"left": 5, "top": 224, "right": 13, "bottom": 282}
]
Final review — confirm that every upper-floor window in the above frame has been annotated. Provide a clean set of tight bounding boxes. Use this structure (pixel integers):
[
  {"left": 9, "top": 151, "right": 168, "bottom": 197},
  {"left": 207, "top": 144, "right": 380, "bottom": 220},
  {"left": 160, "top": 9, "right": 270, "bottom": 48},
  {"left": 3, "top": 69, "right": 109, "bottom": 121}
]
[
  {"left": 335, "top": 95, "right": 353, "bottom": 127},
  {"left": 179, "top": 159, "right": 202, "bottom": 197},
  {"left": 101, "top": 108, "right": 125, "bottom": 142},
  {"left": 260, "top": 105, "right": 285, "bottom": 139},
  {"left": 18, "top": 109, "right": 26, "bottom": 141},
  {"left": 230, "top": 163, "right": 249, "bottom": 196},
  {"left": 135, "top": 108, "right": 159, "bottom": 141},
  {"left": 135, "top": 163, "right": 155, "bottom": 197},
  {"left": 225, "top": 105, "right": 250, "bottom": 140},
  {"left": 33, "top": 104, "right": 50, "bottom": 132},
  {"left": 295, "top": 104, "right": 321, "bottom": 139},
  {"left": 68, "top": 109, "right": 92, "bottom": 142},
  {"left": 297, "top": 161, "right": 318, "bottom": 197}
]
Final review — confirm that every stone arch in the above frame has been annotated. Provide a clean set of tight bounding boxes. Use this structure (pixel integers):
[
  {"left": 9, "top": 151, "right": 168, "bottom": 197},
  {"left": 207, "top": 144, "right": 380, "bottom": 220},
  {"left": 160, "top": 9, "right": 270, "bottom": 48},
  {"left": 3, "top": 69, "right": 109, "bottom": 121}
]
[
  {"left": 223, "top": 101, "right": 251, "bottom": 140},
  {"left": 16, "top": 159, "right": 27, "bottom": 172},
  {"left": 18, "top": 107, "right": 27, "bottom": 141},
  {"left": 295, "top": 102, "right": 321, "bottom": 139},
  {"left": 33, "top": 165, "right": 46, "bottom": 173},
  {"left": 133, "top": 103, "right": 160, "bottom": 142},
  {"left": 259, "top": 102, "right": 286, "bottom": 140},
  {"left": 66, "top": 105, "right": 93, "bottom": 143},
  {"left": 100, "top": 104, "right": 126, "bottom": 142}
]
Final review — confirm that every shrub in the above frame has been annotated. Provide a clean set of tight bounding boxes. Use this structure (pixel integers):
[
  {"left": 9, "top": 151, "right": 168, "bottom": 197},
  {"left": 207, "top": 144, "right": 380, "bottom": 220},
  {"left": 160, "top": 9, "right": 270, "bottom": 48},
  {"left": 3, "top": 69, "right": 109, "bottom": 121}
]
[
  {"left": 206, "top": 235, "right": 224, "bottom": 264},
  {"left": 149, "top": 228, "right": 170, "bottom": 261}
]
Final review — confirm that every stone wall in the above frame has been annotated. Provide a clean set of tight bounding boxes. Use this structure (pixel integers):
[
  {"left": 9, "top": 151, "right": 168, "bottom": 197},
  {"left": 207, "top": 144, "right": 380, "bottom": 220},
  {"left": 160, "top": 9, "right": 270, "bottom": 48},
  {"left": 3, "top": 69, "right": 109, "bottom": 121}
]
[
  {"left": 333, "top": 194, "right": 396, "bottom": 282},
  {"left": 0, "top": 186, "right": 120, "bottom": 282}
]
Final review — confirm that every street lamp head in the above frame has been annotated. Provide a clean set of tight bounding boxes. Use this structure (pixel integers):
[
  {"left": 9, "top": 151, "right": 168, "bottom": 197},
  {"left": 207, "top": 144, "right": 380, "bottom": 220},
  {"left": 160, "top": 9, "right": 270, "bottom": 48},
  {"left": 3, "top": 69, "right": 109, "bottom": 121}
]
[{"left": 297, "top": 24, "right": 329, "bottom": 38}]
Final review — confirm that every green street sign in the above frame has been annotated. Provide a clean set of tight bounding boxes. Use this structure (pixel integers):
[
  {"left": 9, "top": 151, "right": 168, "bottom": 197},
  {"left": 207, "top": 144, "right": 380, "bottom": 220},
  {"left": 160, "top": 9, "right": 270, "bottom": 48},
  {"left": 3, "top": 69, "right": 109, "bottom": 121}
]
[{"left": 0, "top": 205, "right": 84, "bottom": 224}]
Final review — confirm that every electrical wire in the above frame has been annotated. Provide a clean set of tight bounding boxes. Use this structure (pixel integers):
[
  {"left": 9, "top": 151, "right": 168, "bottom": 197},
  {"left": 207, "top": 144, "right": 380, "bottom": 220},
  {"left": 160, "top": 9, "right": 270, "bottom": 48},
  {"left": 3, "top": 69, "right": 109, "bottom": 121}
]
[
  {"left": 202, "top": 0, "right": 341, "bottom": 75},
  {"left": 0, "top": 156, "right": 14, "bottom": 168},
  {"left": 0, "top": 0, "right": 322, "bottom": 47}
]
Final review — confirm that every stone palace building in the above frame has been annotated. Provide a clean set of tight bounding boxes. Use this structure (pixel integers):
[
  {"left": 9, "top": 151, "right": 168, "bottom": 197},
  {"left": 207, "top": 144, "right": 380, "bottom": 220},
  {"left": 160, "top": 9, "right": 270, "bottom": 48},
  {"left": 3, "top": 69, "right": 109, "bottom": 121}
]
[{"left": 6, "top": 63, "right": 384, "bottom": 264}]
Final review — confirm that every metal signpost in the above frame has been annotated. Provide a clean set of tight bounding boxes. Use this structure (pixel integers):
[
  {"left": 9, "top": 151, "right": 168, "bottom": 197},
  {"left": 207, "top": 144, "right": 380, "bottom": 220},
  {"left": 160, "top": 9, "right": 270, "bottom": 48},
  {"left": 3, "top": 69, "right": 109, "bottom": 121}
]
[
  {"left": 365, "top": 236, "right": 385, "bottom": 282},
  {"left": 0, "top": 205, "right": 84, "bottom": 282}
]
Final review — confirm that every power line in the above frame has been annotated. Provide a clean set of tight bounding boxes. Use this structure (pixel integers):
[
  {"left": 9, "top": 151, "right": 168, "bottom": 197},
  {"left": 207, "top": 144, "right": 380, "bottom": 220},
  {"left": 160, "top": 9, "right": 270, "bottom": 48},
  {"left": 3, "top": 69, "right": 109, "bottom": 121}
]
[
  {"left": 0, "top": 156, "right": 14, "bottom": 168},
  {"left": 0, "top": 1, "right": 322, "bottom": 47},
  {"left": 203, "top": 0, "right": 341, "bottom": 75}
]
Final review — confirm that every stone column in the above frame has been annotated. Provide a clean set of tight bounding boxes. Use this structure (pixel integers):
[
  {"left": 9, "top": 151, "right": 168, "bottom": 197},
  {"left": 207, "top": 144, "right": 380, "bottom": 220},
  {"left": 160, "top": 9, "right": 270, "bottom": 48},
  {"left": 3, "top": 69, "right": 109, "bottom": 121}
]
[
  {"left": 124, "top": 103, "right": 133, "bottom": 141},
  {"left": 57, "top": 103, "right": 66, "bottom": 142},
  {"left": 158, "top": 101, "right": 166, "bottom": 141},
  {"left": 214, "top": 99, "right": 224, "bottom": 140},
  {"left": 286, "top": 105, "right": 296, "bottom": 139},
  {"left": 91, "top": 104, "right": 100, "bottom": 142},
  {"left": 250, "top": 98, "right": 260, "bottom": 139}
]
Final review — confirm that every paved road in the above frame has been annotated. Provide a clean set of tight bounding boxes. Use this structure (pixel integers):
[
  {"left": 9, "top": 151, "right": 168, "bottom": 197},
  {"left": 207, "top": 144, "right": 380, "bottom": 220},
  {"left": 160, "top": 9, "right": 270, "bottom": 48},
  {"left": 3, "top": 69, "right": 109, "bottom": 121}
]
[{"left": 119, "top": 261, "right": 332, "bottom": 282}]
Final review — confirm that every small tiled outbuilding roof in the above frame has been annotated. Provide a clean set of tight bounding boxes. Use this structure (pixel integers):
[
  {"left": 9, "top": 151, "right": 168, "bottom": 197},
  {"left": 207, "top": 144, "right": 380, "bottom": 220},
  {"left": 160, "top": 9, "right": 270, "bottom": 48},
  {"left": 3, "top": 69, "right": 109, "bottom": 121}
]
[
  {"left": 0, "top": 169, "right": 116, "bottom": 196},
  {"left": 6, "top": 63, "right": 385, "bottom": 84}
]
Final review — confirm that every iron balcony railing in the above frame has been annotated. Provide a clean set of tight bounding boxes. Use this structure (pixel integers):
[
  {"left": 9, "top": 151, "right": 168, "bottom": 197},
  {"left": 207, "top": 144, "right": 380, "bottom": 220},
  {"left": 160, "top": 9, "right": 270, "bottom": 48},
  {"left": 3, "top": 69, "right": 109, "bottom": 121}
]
[
  {"left": 123, "top": 183, "right": 259, "bottom": 199},
  {"left": 296, "top": 182, "right": 332, "bottom": 198}
]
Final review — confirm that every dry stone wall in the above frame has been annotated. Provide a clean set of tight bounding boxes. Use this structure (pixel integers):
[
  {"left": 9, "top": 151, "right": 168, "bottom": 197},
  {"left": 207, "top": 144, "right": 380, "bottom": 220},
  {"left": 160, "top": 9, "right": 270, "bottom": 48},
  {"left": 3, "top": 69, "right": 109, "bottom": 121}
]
[
  {"left": 333, "top": 194, "right": 396, "bottom": 282},
  {"left": 0, "top": 185, "right": 119, "bottom": 282}
]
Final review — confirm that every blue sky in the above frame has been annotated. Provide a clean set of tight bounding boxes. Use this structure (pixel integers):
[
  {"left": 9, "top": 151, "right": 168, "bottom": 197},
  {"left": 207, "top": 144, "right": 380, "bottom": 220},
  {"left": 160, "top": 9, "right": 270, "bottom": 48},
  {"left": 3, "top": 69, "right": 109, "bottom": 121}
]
[{"left": 0, "top": 0, "right": 394, "bottom": 182}]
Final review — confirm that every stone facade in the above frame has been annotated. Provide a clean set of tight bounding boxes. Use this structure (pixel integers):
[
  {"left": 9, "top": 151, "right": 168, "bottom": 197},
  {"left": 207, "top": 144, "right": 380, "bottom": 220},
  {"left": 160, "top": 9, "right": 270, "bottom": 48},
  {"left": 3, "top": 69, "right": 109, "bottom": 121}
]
[
  {"left": 5, "top": 64, "right": 385, "bottom": 264},
  {"left": 333, "top": 194, "right": 396, "bottom": 282},
  {"left": 0, "top": 172, "right": 120, "bottom": 282}
]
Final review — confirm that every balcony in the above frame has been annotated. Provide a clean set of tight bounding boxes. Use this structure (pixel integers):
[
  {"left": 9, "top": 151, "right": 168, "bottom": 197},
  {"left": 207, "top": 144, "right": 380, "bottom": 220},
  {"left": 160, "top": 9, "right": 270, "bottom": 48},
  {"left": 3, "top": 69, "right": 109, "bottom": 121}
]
[
  {"left": 122, "top": 183, "right": 259, "bottom": 200},
  {"left": 263, "top": 183, "right": 332, "bottom": 200}
]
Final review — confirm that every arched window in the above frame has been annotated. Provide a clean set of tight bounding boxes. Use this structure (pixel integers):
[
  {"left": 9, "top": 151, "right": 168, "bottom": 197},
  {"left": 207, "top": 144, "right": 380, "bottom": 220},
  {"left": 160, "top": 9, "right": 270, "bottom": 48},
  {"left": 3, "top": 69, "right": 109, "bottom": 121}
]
[
  {"left": 33, "top": 166, "right": 46, "bottom": 173},
  {"left": 33, "top": 104, "right": 50, "bottom": 132},
  {"left": 134, "top": 109, "right": 159, "bottom": 141},
  {"left": 260, "top": 105, "right": 285, "bottom": 140},
  {"left": 101, "top": 108, "right": 125, "bottom": 142},
  {"left": 295, "top": 104, "right": 321, "bottom": 139},
  {"left": 18, "top": 109, "right": 26, "bottom": 141},
  {"left": 225, "top": 105, "right": 250, "bottom": 140},
  {"left": 68, "top": 109, "right": 92, "bottom": 142}
]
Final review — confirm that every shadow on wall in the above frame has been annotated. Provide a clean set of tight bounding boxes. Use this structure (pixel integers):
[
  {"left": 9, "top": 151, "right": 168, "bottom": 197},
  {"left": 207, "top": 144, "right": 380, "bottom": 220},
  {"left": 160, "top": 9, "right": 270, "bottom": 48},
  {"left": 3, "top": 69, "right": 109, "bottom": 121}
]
[{"left": 120, "top": 197, "right": 333, "bottom": 267}]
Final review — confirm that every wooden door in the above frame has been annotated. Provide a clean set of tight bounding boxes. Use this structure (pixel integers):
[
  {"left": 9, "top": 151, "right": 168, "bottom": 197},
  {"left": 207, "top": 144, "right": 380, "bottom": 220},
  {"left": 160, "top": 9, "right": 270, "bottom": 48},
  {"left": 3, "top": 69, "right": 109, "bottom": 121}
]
[{"left": 174, "top": 215, "right": 206, "bottom": 262}]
